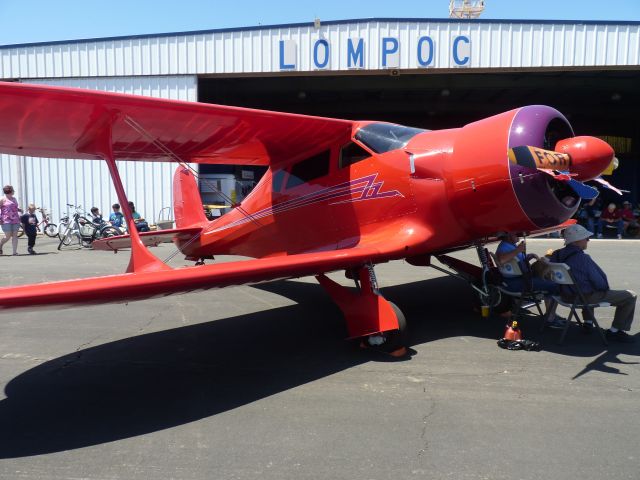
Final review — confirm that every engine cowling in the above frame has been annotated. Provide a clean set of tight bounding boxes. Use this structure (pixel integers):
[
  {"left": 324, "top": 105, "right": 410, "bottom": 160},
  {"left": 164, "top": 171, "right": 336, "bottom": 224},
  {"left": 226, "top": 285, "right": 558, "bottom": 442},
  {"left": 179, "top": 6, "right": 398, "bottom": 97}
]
[{"left": 443, "top": 105, "right": 611, "bottom": 235}]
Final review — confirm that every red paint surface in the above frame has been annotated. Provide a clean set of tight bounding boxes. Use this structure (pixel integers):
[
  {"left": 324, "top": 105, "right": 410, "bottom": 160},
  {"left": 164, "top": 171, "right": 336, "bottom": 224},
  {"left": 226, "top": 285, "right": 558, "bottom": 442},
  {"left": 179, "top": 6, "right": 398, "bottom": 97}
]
[{"left": 0, "top": 82, "right": 613, "bottom": 315}]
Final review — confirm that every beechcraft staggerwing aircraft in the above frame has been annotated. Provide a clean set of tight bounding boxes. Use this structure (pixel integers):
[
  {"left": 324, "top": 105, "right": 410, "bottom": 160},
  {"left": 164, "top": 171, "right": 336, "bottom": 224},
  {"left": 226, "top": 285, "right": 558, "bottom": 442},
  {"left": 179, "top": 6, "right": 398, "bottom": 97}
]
[{"left": 0, "top": 82, "right": 615, "bottom": 356}]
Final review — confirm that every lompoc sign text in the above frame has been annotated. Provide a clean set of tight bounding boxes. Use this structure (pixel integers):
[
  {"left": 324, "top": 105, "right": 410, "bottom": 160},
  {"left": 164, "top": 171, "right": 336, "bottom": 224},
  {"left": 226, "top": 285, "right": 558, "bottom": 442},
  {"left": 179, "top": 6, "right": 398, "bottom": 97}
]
[{"left": 279, "top": 35, "right": 471, "bottom": 71}]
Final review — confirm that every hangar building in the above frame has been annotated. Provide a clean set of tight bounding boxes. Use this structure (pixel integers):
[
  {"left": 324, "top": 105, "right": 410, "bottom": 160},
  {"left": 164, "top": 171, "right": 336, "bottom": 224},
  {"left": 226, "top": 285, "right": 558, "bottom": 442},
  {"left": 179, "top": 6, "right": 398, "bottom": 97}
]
[{"left": 1, "top": 18, "right": 639, "bottom": 223}]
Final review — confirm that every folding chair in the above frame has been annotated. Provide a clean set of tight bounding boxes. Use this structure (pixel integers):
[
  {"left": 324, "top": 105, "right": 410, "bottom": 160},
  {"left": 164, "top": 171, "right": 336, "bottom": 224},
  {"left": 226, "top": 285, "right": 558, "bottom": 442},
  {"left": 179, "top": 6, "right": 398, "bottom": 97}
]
[
  {"left": 489, "top": 252, "right": 546, "bottom": 322},
  {"left": 544, "top": 262, "right": 609, "bottom": 345}
]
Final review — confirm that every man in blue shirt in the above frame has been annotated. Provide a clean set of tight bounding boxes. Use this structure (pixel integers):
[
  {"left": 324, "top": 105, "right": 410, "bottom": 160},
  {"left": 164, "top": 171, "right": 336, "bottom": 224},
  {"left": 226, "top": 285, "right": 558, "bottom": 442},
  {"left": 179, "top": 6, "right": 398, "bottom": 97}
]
[
  {"left": 495, "top": 232, "right": 564, "bottom": 328},
  {"left": 551, "top": 224, "right": 636, "bottom": 343}
]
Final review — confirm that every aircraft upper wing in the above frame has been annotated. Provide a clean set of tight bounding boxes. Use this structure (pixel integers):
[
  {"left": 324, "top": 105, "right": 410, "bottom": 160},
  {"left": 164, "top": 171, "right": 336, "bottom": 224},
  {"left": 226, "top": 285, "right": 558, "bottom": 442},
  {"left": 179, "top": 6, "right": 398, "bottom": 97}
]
[
  {"left": 0, "top": 223, "right": 430, "bottom": 311},
  {"left": 0, "top": 81, "right": 354, "bottom": 167}
]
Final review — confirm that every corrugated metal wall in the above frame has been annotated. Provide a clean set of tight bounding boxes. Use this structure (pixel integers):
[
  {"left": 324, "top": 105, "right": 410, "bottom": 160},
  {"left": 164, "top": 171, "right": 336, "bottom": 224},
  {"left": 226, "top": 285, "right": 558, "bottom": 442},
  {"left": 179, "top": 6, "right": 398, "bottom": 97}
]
[
  {"left": 1, "top": 20, "right": 639, "bottom": 78},
  {"left": 1, "top": 19, "right": 638, "bottom": 224},
  {"left": 0, "top": 75, "right": 197, "bottom": 224}
]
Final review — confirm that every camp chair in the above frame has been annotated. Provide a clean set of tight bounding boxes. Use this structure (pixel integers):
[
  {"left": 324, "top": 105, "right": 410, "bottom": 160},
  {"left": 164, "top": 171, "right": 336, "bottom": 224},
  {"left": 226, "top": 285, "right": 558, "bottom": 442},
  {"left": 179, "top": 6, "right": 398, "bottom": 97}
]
[
  {"left": 544, "top": 262, "right": 608, "bottom": 345},
  {"left": 489, "top": 252, "right": 546, "bottom": 321}
]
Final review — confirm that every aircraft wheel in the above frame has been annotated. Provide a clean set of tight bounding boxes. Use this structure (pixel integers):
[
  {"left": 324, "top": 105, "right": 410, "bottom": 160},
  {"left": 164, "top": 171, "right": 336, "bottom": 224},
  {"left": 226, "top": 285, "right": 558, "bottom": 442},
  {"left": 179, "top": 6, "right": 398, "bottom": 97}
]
[
  {"left": 479, "top": 284, "right": 502, "bottom": 308},
  {"left": 361, "top": 301, "right": 408, "bottom": 357}
]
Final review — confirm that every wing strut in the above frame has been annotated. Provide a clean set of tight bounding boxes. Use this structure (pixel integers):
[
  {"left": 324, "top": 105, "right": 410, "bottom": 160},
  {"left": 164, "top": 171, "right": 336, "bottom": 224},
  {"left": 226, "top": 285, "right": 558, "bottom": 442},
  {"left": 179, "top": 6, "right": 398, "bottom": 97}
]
[{"left": 75, "top": 112, "right": 170, "bottom": 273}]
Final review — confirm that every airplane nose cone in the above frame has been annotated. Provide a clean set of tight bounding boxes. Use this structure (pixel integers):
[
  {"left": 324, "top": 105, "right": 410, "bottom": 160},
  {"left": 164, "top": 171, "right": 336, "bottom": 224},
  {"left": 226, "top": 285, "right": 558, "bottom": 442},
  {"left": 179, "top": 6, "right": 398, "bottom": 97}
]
[{"left": 554, "top": 136, "right": 614, "bottom": 181}]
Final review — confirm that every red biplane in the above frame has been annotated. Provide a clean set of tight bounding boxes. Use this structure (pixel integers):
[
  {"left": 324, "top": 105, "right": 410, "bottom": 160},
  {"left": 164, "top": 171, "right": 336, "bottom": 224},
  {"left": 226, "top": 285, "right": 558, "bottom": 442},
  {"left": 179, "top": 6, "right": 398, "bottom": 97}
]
[{"left": 0, "top": 82, "right": 614, "bottom": 355}]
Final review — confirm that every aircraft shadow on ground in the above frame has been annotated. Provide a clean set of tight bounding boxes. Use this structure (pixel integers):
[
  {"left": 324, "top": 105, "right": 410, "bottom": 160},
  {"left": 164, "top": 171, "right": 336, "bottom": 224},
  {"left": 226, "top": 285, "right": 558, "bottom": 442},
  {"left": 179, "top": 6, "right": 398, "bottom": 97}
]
[{"left": 0, "top": 276, "right": 637, "bottom": 458}]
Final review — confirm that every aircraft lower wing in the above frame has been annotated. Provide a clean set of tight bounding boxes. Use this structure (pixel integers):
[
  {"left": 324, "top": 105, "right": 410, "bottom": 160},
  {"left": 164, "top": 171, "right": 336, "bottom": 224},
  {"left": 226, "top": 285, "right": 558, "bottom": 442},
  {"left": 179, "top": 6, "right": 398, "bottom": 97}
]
[
  {"left": 0, "top": 226, "right": 427, "bottom": 311},
  {"left": 92, "top": 227, "right": 202, "bottom": 251}
]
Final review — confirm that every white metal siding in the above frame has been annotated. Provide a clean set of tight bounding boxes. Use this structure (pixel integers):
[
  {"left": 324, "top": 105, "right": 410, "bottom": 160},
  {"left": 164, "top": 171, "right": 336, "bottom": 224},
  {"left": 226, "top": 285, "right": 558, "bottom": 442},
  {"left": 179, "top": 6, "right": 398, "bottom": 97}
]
[
  {"left": 0, "top": 75, "right": 197, "bottom": 225},
  {"left": 1, "top": 20, "right": 639, "bottom": 79}
]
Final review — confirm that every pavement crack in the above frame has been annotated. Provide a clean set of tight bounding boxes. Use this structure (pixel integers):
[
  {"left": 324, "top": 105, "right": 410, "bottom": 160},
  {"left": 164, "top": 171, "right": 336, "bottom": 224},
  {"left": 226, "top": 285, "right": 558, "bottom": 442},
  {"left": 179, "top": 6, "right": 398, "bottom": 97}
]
[
  {"left": 60, "top": 335, "right": 103, "bottom": 369},
  {"left": 417, "top": 397, "right": 436, "bottom": 458},
  {"left": 136, "top": 315, "right": 157, "bottom": 334}
]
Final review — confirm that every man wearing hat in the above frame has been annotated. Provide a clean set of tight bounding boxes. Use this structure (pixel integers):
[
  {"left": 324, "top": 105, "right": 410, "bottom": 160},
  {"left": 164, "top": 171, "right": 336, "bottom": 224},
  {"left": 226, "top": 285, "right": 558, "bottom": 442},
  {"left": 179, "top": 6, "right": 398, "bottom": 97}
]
[
  {"left": 620, "top": 200, "right": 639, "bottom": 237},
  {"left": 550, "top": 224, "right": 636, "bottom": 343}
]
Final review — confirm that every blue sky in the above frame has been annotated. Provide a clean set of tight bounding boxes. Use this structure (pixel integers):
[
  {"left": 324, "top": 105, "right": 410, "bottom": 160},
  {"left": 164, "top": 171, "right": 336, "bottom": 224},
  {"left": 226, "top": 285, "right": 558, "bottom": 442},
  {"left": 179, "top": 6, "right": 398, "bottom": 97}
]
[{"left": 1, "top": 0, "right": 639, "bottom": 46}]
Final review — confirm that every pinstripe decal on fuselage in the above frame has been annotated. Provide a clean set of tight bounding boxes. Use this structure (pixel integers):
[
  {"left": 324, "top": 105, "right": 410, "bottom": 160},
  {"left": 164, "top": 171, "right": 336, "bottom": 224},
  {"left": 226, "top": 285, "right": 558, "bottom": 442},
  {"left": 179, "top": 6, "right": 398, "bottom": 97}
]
[{"left": 204, "top": 173, "right": 403, "bottom": 235}]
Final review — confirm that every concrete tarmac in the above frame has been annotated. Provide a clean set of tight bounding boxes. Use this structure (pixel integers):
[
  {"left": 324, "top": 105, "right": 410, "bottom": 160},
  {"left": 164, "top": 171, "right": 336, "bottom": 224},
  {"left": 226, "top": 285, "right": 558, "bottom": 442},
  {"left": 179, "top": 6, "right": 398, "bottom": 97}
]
[{"left": 0, "top": 237, "right": 638, "bottom": 480}]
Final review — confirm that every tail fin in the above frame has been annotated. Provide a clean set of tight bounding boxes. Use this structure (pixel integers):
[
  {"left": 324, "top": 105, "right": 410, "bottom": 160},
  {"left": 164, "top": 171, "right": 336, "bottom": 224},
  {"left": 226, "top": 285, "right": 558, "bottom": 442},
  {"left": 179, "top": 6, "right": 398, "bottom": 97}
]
[{"left": 173, "top": 166, "right": 208, "bottom": 228}]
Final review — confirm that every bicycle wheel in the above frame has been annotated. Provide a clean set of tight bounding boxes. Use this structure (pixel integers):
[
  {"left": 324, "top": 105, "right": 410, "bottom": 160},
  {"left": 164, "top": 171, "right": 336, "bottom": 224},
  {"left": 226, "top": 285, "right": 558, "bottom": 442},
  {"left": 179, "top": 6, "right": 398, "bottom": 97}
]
[
  {"left": 58, "top": 226, "right": 79, "bottom": 249},
  {"left": 58, "top": 221, "right": 69, "bottom": 239},
  {"left": 16, "top": 225, "right": 24, "bottom": 238},
  {"left": 44, "top": 223, "right": 58, "bottom": 237}
]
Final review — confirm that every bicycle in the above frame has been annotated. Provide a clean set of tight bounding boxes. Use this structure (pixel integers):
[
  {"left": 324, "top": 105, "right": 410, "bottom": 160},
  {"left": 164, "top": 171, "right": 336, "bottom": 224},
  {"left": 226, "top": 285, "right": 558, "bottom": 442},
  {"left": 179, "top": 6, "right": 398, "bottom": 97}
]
[
  {"left": 17, "top": 207, "right": 58, "bottom": 237},
  {"left": 57, "top": 203, "right": 76, "bottom": 240},
  {"left": 58, "top": 206, "right": 121, "bottom": 250}
]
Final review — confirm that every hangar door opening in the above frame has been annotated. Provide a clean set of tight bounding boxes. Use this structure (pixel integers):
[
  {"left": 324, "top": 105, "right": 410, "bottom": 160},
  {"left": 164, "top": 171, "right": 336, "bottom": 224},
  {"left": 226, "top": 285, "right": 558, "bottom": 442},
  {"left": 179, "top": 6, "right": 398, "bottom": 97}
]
[{"left": 199, "top": 70, "right": 640, "bottom": 204}]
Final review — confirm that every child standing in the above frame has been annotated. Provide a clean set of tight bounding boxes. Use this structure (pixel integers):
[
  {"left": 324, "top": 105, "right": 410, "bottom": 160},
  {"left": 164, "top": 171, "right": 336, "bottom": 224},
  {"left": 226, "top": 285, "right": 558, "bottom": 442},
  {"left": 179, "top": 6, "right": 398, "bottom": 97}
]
[{"left": 20, "top": 203, "right": 38, "bottom": 254}]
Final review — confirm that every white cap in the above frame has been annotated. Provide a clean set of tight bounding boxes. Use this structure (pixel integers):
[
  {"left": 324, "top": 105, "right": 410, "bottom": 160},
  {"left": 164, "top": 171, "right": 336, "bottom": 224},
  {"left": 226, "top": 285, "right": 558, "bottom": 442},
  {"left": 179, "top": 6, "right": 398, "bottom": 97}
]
[{"left": 563, "top": 224, "right": 593, "bottom": 245}]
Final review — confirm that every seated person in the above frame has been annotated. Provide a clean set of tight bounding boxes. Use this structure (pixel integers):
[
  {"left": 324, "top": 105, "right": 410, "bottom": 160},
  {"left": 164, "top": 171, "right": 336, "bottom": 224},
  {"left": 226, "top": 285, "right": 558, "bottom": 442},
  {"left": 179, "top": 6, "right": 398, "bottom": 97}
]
[
  {"left": 550, "top": 224, "right": 636, "bottom": 343},
  {"left": 90, "top": 207, "right": 105, "bottom": 225},
  {"left": 128, "top": 201, "right": 150, "bottom": 232},
  {"left": 577, "top": 197, "right": 598, "bottom": 233},
  {"left": 495, "top": 232, "right": 565, "bottom": 328},
  {"left": 109, "top": 203, "right": 125, "bottom": 231},
  {"left": 620, "top": 200, "right": 639, "bottom": 237},
  {"left": 596, "top": 203, "right": 624, "bottom": 239}
]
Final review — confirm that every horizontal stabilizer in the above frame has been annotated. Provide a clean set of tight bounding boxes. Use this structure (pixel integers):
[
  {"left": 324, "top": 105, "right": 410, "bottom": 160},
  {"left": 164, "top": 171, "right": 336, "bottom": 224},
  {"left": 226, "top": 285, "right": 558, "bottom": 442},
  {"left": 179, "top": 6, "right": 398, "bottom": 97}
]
[{"left": 92, "top": 227, "right": 202, "bottom": 251}]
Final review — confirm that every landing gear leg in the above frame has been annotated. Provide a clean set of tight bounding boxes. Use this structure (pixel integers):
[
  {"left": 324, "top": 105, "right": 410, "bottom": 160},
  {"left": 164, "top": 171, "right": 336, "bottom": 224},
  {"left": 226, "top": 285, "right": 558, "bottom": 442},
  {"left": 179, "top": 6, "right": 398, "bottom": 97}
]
[
  {"left": 316, "top": 264, "right": 408, "bottom": 357},
  {"left": 474, "top": 242, "right": 502, "bottom": 312}
]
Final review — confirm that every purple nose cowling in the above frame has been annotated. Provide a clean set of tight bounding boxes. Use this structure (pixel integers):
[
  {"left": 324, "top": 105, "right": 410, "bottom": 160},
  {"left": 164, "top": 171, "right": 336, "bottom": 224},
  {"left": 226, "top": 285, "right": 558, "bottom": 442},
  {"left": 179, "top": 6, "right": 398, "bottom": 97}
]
[{"left": 508, "top": 105, "right": 578, "bottom": 228}]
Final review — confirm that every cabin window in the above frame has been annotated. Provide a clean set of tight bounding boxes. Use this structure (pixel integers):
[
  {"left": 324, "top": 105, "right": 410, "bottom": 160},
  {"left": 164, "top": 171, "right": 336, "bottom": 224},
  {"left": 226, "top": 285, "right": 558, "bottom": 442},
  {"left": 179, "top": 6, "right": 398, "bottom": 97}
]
[
  {"left": 286, "top": 150, "right": 330, "bottom": 189},
  {"left": 355, "top": 123, "right": 425, "bottom": 154},
  {"left": 272, "top": 170, "right": 286, "bottom": 192},
  {"left": 339, "top": 142, "right": 371, "bottom": 168}
]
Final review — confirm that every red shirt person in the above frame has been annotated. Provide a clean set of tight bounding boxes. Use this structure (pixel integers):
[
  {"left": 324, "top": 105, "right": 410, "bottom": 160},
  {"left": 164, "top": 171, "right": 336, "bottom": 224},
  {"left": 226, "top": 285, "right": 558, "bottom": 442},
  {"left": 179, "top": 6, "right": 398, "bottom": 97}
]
[{"left": 596, "top": 203, "right": 624, "bottom": 238}]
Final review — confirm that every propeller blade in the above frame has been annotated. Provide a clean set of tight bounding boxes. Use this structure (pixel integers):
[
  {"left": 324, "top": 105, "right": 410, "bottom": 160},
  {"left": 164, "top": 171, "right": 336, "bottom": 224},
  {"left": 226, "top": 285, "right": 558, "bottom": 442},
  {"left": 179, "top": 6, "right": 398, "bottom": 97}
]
[
  {"left": 566, "top": 178, "right": 599, "bottom": 200},
  {"left": 592, "top": 176, "right": 629, "bottom": 196},
  {"left": 508, "top": 145, "right": 571, "bottom": 170}
]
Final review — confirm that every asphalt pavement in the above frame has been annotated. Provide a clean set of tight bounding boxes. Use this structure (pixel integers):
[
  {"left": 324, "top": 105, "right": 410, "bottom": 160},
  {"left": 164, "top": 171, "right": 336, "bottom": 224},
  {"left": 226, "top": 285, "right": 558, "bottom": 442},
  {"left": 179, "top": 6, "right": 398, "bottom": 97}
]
[{"left": 0, "top": 236, "right": 638, "bottom": 480}]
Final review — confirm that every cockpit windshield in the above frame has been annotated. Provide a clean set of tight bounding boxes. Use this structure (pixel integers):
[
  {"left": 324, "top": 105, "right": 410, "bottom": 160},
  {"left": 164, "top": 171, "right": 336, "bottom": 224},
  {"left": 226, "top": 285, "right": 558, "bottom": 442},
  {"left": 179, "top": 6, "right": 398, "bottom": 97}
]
[{"left": 355, "top": 123, "right": 426, "bottom": 154}]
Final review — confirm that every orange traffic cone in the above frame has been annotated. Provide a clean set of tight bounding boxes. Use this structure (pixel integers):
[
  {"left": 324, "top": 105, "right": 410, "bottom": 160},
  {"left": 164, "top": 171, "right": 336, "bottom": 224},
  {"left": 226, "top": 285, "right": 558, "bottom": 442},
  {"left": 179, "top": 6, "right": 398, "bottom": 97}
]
[{"left": 503, "top": 320, "right": 523, "bottom": 341}]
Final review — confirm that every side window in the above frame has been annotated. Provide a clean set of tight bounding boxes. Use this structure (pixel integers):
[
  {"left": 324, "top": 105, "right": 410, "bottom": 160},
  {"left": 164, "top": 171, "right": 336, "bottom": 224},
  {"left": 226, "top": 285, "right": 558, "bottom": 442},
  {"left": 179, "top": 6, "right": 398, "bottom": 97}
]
[
  {"left": 272, "top": 170, "right": 285, "bottom": 193},
  {"left": 286, "top": 150, "right": 330, "bottom": 189},
  {"left": 339, "top": 142, "right": 371, "bottom": 168}
]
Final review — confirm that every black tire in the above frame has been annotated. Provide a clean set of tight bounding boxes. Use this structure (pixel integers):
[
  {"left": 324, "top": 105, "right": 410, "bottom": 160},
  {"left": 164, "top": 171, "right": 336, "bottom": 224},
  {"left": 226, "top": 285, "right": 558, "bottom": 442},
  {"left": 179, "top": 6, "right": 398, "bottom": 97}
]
[
  {"left": 58, "top": 226, "right": 79, "bottom": 249},
  {"left": 43, "top": 223, "right": 58, "bottom": 237},
  {"left": 362, "top": 301, "right": 408, "bottom": 355},
  {"left": 386, "top": 301, "right": 408, "bottom": 350},
  {"left": 57, "top": 221, "right": 69, "bottom": 239},
  {"left": 16, "top": 225, "right": 24, "bottom": 238},
  {"left": 100, "top": 226, "right": 121, "bottom": 238}
]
